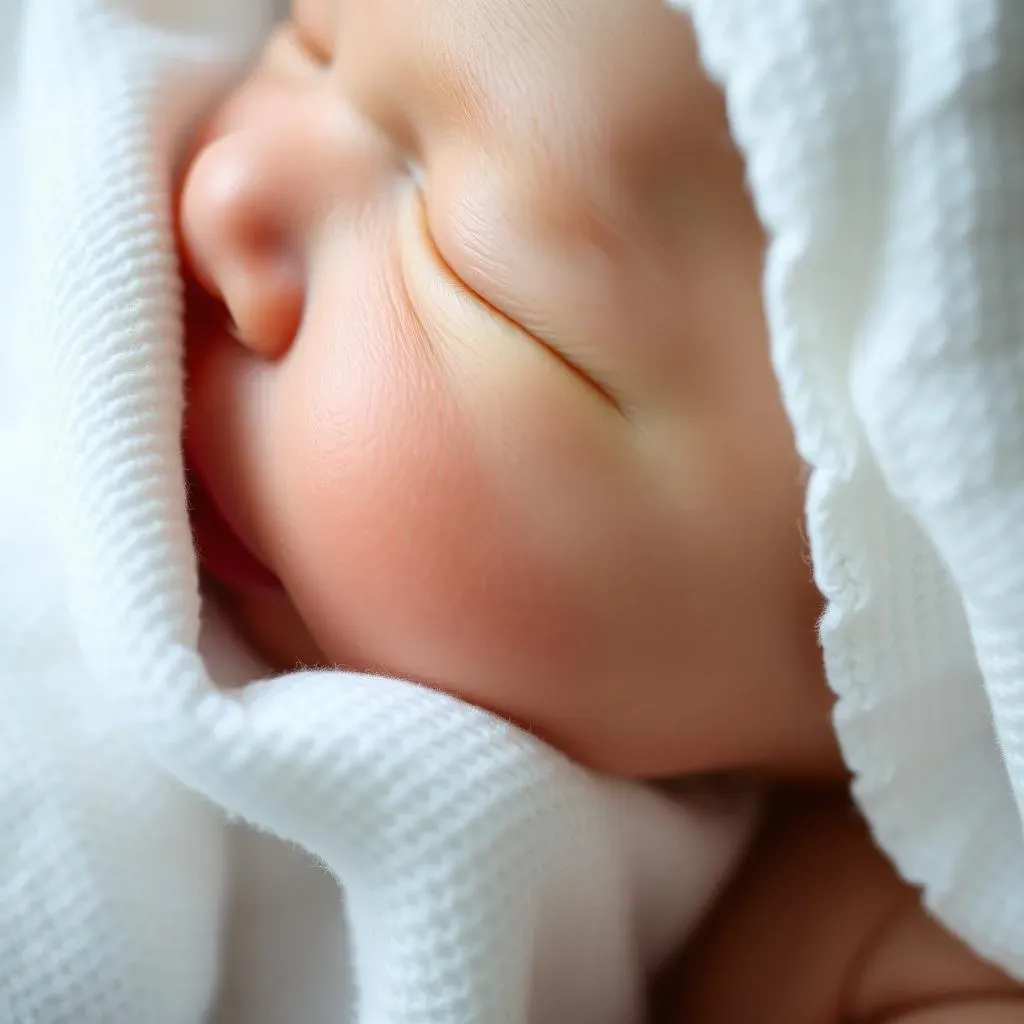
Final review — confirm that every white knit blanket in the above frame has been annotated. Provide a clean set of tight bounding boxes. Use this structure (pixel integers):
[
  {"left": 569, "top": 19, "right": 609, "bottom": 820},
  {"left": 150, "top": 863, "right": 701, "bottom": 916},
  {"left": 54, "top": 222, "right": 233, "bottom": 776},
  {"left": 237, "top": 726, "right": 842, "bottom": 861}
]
[
  {"left": 2, "top": 2, "right": 753, "bottom": 1022},
  {"left": 9, "top": 0, "right": 1024, "bottom": 1019},
  {"left": 685, "top": 0, "right": 1024, "bottom": 979}
]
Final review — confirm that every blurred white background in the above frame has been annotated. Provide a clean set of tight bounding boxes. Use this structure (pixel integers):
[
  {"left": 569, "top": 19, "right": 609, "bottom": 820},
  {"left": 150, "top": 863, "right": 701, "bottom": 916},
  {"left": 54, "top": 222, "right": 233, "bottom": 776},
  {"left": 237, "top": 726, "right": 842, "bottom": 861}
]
[{"left": 0, "top": 0, "right": 20, "bottom": 420}]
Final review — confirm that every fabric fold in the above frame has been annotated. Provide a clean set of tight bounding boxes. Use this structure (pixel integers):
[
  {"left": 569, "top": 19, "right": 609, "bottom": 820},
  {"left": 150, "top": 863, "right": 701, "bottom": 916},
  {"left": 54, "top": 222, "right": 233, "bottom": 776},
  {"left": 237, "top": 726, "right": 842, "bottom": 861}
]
[{"left": 685, "top": 0, "right": 1024, "bottom": 977}]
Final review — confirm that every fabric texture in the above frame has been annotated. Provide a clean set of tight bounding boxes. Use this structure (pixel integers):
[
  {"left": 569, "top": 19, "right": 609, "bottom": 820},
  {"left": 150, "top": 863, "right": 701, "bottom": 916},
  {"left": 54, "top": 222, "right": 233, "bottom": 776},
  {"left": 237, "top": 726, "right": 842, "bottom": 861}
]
[
  {"left": 681, "top": 0, "right": 1024, "bottom": 980},
  {"left": 2, "top": 2, "right": 754, "bottom": 1022}
]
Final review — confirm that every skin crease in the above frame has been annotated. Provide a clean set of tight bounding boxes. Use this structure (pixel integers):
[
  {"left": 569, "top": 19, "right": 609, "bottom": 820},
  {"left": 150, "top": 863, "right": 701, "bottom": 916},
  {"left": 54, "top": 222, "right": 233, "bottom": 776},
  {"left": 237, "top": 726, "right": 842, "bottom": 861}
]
[
  {"left": 177, "top": 1, "right": 1024, "bottom": 1020},
  {"left": 652, "top": 789, "right": 1024, "bottom": 1024}
]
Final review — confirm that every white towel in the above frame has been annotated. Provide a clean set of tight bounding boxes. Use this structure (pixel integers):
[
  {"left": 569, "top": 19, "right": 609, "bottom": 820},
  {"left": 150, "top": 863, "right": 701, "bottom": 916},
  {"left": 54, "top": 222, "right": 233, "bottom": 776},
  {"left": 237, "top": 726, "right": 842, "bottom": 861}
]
[
  {"left": 1, "top": 2, "right": 754, "bottom": 1022},
  {"left": 684, "top": 0, "right": 1024, "bottom": 979}
]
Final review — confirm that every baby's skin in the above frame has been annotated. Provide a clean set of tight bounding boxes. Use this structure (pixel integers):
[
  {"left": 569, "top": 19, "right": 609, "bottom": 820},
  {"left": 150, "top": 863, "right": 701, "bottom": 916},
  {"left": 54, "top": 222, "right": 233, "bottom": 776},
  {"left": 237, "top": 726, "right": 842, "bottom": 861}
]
[
  {"left": 177, "top": 0, "right": 1024, "bottom": 1019},
  {"left": 180, "top": 0, "right": 830, "bottom": 781}
]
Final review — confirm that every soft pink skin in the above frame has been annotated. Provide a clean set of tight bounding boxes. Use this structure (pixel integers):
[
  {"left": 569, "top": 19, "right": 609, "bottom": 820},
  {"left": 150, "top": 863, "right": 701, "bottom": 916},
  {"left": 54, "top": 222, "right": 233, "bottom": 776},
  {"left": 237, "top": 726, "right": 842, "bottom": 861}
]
[{"left": 179, "top": 0, "right": 835, "bottom": 779}]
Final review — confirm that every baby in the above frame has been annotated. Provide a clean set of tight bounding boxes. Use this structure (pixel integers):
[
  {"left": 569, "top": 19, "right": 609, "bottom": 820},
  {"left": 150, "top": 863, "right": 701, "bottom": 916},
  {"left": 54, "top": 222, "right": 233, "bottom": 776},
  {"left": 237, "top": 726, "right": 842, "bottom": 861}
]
[{"left": 177, "top": 0, "right": 1024, "bottom": 1019}]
